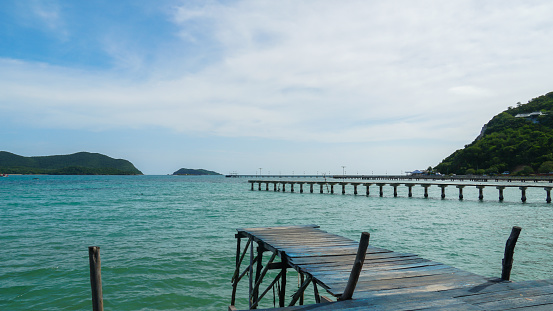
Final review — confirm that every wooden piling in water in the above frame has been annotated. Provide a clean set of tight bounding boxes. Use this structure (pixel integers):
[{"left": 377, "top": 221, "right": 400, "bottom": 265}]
[
  {"left": 339, "top": 232, "right": 370, "bottom": 301},
  {"left": 502, "top": 226, "right": 522, "bottom": 281},
  {"left": 88, "top": 246, "right": 104, "bottom": 311}
]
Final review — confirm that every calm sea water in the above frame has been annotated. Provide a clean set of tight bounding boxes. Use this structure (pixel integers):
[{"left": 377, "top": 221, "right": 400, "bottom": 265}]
[{"left": 2, "top": 175, "right": 553, "bottom": 310}]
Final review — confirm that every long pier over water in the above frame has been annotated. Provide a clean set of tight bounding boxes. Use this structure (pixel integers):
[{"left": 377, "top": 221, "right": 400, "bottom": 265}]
[
  {"left": 230, "top": 225, "right": 553, "bottom": 310},
  {"left": 248, "top": 179, "right": 553, "bottom": 203}
]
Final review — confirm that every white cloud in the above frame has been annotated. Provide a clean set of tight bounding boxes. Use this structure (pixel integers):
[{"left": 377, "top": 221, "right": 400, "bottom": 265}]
[{"left": 2, "top": 0, "right": 553, "bottom": 147}]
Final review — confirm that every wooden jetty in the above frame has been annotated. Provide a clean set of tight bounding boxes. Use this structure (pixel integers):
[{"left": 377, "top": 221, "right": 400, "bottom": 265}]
[
  {"left": 248, "top": 180, "right": 553, "bottom": 203},
  {"left": 230, "top": 225, "right": 553, "bottom": 310}
]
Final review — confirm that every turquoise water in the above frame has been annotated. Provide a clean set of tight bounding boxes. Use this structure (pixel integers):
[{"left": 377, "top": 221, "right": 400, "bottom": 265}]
[{"left": 2, "top": 175, "right": 553, "bottom": 310}]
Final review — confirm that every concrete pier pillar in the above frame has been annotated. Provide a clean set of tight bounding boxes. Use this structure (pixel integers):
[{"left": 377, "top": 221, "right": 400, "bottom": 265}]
[
  {"left": 299, "top": 183, "right": 304, "bottom": 193},
  {"left": 330, "top": 184, "right": 335, "bottom": 194},
  {"left": 310, "top": 183, "right": 314, "bottom": 193},
  {"left": 274, "top": 182, "right": 277, "bottom": 192},
  {"left": 341, "top": 183, "right": 346, "bottom": 195},
  {"left": 520, "top": 186, "right": 527, "bottom": 202},
  {"left": 251, "top": 182, "right": 254, "bottom": 191},
  {"left": 545, "top": 187, "right": 552, "bottom": 203},
  {"left": 377, "top": 183, "right": 385, "bottom": 197},
  {"left": 282, "top": 183, "right": 286, "bottom": 192},
  {"left": 320, "top": 183, "right": 324, "bottom": 194},
  {"left": 290, "top": 183, "right": 295, "bottom": 193},
  {"left": 439, "top": 185, "right": 447, "bottom": 199},
  {"left": 266, "top": 182, "right": 269, "bottom": 191},
  {"left": 476, "top": 186, "right": 485, "bottom": 200},
  {"left": 258, "top": 182, "right": 261, "bottom": 191},
  {"left": 391, "top": 184, "right": 399, "bottom": 197},
  {"left": 456, "top": 185, "right": 465, "bottom": 200},
  {"left": 406, "top": 184, "right": 413, "bottom": 197},
  {"left": 353, "top": 184, "right": 358, "bottom": 195},
  {"left": 422, "top": 184, "right": 430, "bottom": 198},
  {"left": 496, "top": 186, "right": 506, "bottom": 201},
  {"left": 364, "top": 184, "right": 371, "bottom": 196}
]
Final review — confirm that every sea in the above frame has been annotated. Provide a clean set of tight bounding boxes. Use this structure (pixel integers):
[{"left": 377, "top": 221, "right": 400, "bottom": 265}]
[{"left": 2, "top": 175, "right": 553, "bottom": 310}]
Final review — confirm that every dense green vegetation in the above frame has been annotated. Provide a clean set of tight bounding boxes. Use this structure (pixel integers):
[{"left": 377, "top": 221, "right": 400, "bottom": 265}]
[
  {"left": 172, "top": 168, "right": 221, "bottom": 175},
  {"left": 0, "top": 151, "right": 142, "bottom": 175},
  {"left": 435, "top": 91, "right": 553, "bottom": 175}
]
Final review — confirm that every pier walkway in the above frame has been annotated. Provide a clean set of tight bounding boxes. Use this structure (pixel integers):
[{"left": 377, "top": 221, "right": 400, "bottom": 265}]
[
  {"left": 248, "top": 180, "right": 553, "bottom": 203},
  {"left": 230, "top": 225, "right": 553, "bottom": 310}
]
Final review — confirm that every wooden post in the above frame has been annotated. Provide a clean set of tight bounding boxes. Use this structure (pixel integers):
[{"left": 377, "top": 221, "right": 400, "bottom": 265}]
[
  {"left": 339, "top": 232, "right": 370, "bottom": 301},
  {"left": 546, "top": 187, "right": 552, "bottom": 203},
  {"left": 406, "top": 185, "right": 413, "bottom": 197},
  {"left": 231, "top": 236, "right": 241, "bottom": 306},
  {"left": 300, "top": 183, "right": 304, "bottom": 193},
  {"left": 282, "top": 183, "right": 286, "bottom": 192},
  {"left": 291, "top": 183, "right": 295, "bottom": 193},
  {"left": 253, "top": 246, "right": 264, "bottom": 307},
  {"left": 320, "top": 183, "right": 324, "bottom": 194},
  {"left": 258, "top": 182, "right": 261, "bottom": 191},
  {"left": 249, "top": 240, "right": 254, "bottom": 308},
  {"left": 251, "top": 182, "right": 254, "bottom": 191},
  {"left": 392, "top": 184, "right": 398, "bottom": 197},
  {"left": 501, "top": 226, "right": 522, "bottom": 281},
  {"left": 330, "top": 184, "right": 334, "bottom": 194},
  {"left": 365, "top": 184, "right": 370, "bottom": 196},
  {"left": 279, "top": 256, "right": 287, "bottom": 308},
  {"left": 266, "top": 182, "right": 269, "bottom": 191},
  {"left": 88, "top": 246, "right": 104, "bottom": 311},
  {"left": 378, "top": 184, "right": 384, "bottom": 197},
  {"left": 341, "top": 183, "right": 346, "bottom": 195},
  {"left": 310, "top": 183, "right": 314, "bottom": 193},
  {"left": 353, "top": 184, "right": 358, "bottom": 195},
  {"left": 274, "top": 182, "right": 277, "bottom": 192}
]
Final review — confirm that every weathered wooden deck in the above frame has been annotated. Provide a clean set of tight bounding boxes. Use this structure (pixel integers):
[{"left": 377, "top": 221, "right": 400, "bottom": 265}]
[{"left": 231, "top": 225, "right": 553, "bottom": 310}]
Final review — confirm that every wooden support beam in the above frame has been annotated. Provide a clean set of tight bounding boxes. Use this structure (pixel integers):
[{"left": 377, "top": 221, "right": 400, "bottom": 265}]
[
  {"left": 250, "top": 270, "right": 283, "bottom": 309},
  {"left": 502, "top": 226, "right": 522, "bottom": 281},
  {"left": 339, "top": 232, "right": 370, "bottom": 301},
  {"left": 279, "top": 253, "right": 287, "bottom": 308},
  {"left": 88, "top": 246, "right": 104, "bottom": 311},
  {"left": 288, "top": 275, "right": 313, "bottom": 306}
]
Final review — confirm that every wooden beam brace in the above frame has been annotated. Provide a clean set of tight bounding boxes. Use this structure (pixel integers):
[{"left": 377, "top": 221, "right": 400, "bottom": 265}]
[
  {"left": 251, "top": 251, "right": 278, "bottom": 299},
  {"left": 250, "top": 270, "right": 283, "bottom": 309},
  {"left": 288, "top": 275, "right": 313, "bottom": 306}
]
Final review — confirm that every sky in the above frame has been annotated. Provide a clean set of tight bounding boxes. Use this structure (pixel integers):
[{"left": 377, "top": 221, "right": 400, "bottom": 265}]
[{"left": 1, "top": 0, "right": 553, "bottom": 175}]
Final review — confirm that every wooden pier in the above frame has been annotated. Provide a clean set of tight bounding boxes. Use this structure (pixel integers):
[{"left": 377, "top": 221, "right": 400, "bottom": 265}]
[
  {"left": 230, "top": 225, "right": 553, "bottom": 310},
  {"left": 248, "top": 180, "right": 553, "bottom": 203}
]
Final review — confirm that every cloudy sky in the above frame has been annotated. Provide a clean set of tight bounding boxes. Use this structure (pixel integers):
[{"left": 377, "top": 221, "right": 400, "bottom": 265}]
[{"left": 1, "top": 1, "right": 552, "bottom": 175}]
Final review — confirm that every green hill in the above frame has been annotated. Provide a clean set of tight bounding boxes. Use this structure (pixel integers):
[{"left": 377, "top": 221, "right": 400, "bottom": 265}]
[
  {"left": 435, "top": 91, "right": 553, "bottom": 175},
  {"left": 0, "top": 151, "right": 142, "bottom": 175},
  {"left": 172, "top": 168, "right": 221, "bottom": 175}
]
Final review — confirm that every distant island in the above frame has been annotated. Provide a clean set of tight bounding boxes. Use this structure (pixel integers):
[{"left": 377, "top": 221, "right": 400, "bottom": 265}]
[
  {"left": 0, "top": 151, "right": 142, "bottom": 175},
  {"left": 435, "top": 91, "right": 553, "bottom": 175},
  {"left": 172, "top": 168, "right": 221, "bottom": 176}
]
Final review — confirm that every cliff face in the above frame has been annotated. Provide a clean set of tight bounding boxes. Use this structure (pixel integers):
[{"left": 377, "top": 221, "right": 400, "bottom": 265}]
[
  {"left": 0, "top": 151, "right": 142, "bottom": 175},
  {"left": 435, "top": 91, "right": 553, "bottom": 175}
]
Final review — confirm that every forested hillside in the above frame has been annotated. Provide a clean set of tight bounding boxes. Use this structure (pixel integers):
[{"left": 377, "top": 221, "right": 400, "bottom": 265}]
[
  {"left": 435, "top": 92, "right": 553, "bottom": 175},
  {"left": 0, "top": 151, "right": 142, "bottom": 175}
]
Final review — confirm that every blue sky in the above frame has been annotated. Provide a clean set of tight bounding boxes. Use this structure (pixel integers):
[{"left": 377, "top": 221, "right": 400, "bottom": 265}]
[{"left": 2, "top": 0, "right": 553, "bottom": 175}]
